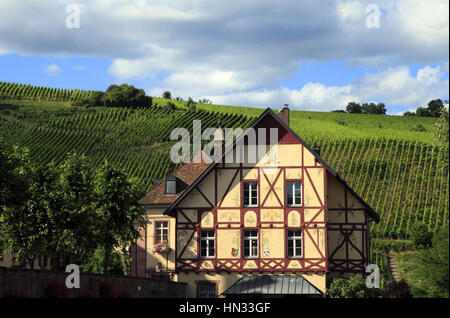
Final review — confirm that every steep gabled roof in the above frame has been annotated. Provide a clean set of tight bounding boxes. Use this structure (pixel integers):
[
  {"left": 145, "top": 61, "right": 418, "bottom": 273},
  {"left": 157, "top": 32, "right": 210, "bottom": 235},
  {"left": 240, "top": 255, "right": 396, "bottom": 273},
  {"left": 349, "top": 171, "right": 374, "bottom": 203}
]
[
  {"left": 154, "top": 107, "right": 378, "bottom": 222},
  {"left": 139, "top": 161, "right": 210, "bottom": 205}
]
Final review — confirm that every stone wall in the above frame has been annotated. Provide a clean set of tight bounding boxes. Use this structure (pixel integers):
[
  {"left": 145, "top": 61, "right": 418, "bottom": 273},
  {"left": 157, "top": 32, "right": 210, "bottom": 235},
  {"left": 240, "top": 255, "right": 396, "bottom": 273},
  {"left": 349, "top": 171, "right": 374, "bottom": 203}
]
[{"left": 0, "top": 267, "right": 186, "bottom": 298}]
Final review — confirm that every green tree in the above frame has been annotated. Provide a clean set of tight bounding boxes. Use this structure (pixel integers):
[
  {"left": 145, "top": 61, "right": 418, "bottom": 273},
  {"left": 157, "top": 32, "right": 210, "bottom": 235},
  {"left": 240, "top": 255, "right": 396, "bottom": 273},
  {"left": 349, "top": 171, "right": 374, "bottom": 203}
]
[
  {"left": 433, "top": 106, "right": 449, "bottom": 166},
  {"left": 361, "top": 102, "right": 387, "bottom": 114},
  {"left": 414, "top": 99, "right": 445, "bottom": 117},
  {"left": 327, "top": 274, "right": 382, "bottom": 298},
  {"left": 85, "top": 91, "right": 105, "bottom": 107},
  {"left": 72, "top": 87, "right": 104, "bottom": 107},
  {"left": 80, "top": 246, "right": 125, "bottom": 275},
  {"left": 346, "top": 102, "right": 362, "bottom": 113},
  {"left": 409, "top": 226, "right": 449, "bottom": 298},
  {"left": 162, "top": 91, "right": 171, "bottom": 99},
  {"left": 55, "top": 152, "right": 98, "bottom": 265},
  {"left": 1, "top": 151, "right": 147, "bottom": 272},
  {"left": 1, "top": 151, "right": 62, "bottom": 268},
  {"left": 408, "top": 222, "right": 433, "bottom": 249},
  {"left": 102, "top": 84, "right": 152, "bottom": 108},
  {"left": 415, "top": 106, "right": 433, "bottom": 117},
  {"left": 93, "top": 162, "right": 146, "bottom": 274},
  {"left": 0, "top": 143, "right": 28, "bottom": 208},
  {"left": 186, "top": 97, "right": 196, "bottom": 111},
  {"left": 427, "top": 99, "right": 444, "bottom": 118}
]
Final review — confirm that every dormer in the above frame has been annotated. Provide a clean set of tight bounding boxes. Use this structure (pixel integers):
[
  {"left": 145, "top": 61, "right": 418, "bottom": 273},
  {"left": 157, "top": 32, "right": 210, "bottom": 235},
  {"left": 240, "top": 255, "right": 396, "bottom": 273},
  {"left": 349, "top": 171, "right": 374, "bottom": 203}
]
[
  {"left": 164, "top": 175, "right": 188, "bottom": 195},
  {"left": 165, "top": 175, "right": 177, "bottom": 194}
]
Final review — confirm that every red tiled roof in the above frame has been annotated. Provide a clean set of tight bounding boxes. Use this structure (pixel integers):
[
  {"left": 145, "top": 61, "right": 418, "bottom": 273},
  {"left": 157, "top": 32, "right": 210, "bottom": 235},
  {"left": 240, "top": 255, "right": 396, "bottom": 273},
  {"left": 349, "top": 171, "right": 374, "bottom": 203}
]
[{"left": 139, "top": 160, "right": 210, "bottom": 205}]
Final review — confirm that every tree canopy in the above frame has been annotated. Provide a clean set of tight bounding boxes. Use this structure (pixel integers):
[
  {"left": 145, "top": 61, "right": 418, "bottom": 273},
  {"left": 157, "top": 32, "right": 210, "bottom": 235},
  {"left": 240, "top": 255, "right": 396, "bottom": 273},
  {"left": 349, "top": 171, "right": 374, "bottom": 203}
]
[
  {"left": 408, "top": 226, "right": 449, "bottom": 298},
  {"left": 93, "top": 161, "right": 146, "bottom": 274},
  {"left": 404, "top": 99, "right": 445, "bottom": 117},
  {"left": 0, "top": 143, "right": 29, "bottom": 208},
  {"left": 345, "top": 101, "right": 387, "bottom": 114},
  {"left": 327, "top": 274, "right": 383, "bottom": 298},
  {"left": 71, "top": 84, "right": 152, "bottom": 108},
  {"left": 0, "top": 146, "right": 146, "bottom": 274},
  {"left": 346, "top": 102, "right": 362, "bottom": 114},
  {"left": 162, "top": 91, "right": 172, "bottom": 99}
]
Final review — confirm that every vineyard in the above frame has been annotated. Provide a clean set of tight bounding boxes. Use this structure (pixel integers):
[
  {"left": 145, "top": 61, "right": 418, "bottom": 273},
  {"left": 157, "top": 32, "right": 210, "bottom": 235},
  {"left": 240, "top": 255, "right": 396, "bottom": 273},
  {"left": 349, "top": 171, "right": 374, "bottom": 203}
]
[
  {"left": 153, "top": 97, "right": 437, "bottom": 143},
  {"left": 0, "top": 81, "right": 93, "bottom": 102},
  {"left": 0, "top": 84, "right": 448, "bottom": 243},
  {"left": 0, "top": 100, "right": 254, "bottom": 191},
  {"left": 307, "top": 137, "right": 449, "bottom": 238}
]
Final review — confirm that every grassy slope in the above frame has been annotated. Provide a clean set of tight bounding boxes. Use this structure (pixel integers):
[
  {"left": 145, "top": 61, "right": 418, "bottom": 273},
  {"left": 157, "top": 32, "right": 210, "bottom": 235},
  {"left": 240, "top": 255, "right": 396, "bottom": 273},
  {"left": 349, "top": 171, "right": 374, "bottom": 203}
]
[
  {"left": 394, "top": 251, "right": 422, "bottom": 294},
  {"left": 0, "top": 98, "right": 448, "bottom": 240},
  {"left": 153, "top": 97, "right": 436, "bottom": 143}
]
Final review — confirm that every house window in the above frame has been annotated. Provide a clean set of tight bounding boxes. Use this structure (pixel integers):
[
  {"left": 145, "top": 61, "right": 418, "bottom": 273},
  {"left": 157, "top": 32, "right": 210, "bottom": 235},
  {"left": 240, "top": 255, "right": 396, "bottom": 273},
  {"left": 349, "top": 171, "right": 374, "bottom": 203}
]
[
  {"left": 166, "top": 179, "right": 176, "bottom": 194},
  {"left": 286, "top": 181, "right": 302, "bottom": 206},
  {"left": 200, "top": 230, "right": 215, "bottom": 258},
  {"left": 155, "top": 221, "right": 168, "bottom": 244},
  {"left": 243, "top": 230, "right": 259, "bottom": 258},
  {"left": 287, "top": 229, "right": 303, "bottom": 258},
  {"left": 243, "top": 182, "right": 258, "bottom": 207},
  {"left": 197, "top": 282, "right": 216, "bottom": 298}
]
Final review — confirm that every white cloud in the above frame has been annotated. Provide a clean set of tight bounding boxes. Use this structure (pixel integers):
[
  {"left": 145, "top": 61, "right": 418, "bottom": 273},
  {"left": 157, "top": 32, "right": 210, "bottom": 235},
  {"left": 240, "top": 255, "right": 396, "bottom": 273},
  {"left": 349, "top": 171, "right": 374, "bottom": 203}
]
[
  {"left": 393, "top": 0, "right": 449, "bottom": 49},
  {"left": 0, "top": 0, "right": 448, "bottom": 110},
  {"left": 44, "top": 64, "right": 62, "bottom": 76},
  {"left": 337, "top": 0, "right": 366, "bottom": 23},
  {"left": 205, "top": 64, "right": 449, "bottom": 113}
]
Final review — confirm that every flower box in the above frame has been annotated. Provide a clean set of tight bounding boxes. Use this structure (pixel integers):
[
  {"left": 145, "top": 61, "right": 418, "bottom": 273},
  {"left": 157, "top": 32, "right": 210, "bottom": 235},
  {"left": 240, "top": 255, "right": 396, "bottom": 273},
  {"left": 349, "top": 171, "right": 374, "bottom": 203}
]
[{"left": 152, "top": 243, "right": 170, "bottom": 253}]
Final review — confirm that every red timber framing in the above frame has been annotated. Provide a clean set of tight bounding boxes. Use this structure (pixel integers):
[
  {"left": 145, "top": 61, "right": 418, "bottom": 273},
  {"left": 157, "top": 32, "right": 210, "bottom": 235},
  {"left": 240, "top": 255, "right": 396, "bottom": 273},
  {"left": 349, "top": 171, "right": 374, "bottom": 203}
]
[
  {"left": 160, "top": 108, "right": 378, "bottom": 276},
  {"left": 173, "top": 145, "right": 328, "bottom": 274},
  {"left": 327, "top": 187, "right": 371, "bottom": 273}
]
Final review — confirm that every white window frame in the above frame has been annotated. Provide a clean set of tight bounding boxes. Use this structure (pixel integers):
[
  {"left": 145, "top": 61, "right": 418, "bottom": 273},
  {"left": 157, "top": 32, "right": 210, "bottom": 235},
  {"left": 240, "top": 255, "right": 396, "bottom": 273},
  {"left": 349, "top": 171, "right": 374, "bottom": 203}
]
[
  {"left": 155, "top": 221, "right": 169, "bottom": 244},
  {"left": 286, "top": 229, "right": 303, "bottom": 258},
  {"left": 243, "top": 182, "right": 258, "bottom": 207},
  {"left": 243, "top": 230, "right": 259, "bottom": 259},
  {"left": 286, "top": 181, "right": 302, "bottom": 207},
  {"left": 200, "top": 230, "right": 215, "bottom": 259}
]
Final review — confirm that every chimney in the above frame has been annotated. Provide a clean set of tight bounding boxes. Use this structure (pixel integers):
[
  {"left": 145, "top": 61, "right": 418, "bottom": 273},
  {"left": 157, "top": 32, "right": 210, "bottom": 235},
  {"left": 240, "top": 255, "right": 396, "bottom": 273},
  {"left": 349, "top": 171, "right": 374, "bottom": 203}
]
[{"left": 278, "top": 104, "right": 290, "bottom": 127}]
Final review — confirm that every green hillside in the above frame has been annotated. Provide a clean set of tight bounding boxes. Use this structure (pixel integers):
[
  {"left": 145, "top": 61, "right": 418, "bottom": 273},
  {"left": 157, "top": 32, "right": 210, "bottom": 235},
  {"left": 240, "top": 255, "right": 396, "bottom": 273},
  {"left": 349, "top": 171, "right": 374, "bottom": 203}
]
[
  {"left": 0, "top": 84, "right": 448, "bottom": 243},
  {"left": 0, "top": 81, "right": 93, "bottom": 102},
  {"left": 153, "top": 97, "right": 437, "bottom": 143}
]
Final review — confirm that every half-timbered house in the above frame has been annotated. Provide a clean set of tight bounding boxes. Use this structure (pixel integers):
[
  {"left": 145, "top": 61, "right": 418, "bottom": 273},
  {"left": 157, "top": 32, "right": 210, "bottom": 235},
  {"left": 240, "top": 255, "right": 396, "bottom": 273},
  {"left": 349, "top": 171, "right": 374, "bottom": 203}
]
[{"left": 135, "top": 106, "right": 379, "bottom": 297}]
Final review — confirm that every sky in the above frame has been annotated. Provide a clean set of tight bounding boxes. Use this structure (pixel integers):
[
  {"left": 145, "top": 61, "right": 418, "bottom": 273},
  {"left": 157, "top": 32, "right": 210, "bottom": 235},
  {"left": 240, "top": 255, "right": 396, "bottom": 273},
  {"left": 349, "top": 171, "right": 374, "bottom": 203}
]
[{"left": 0, "top": 0, "right": 448, "bottom": 115}]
